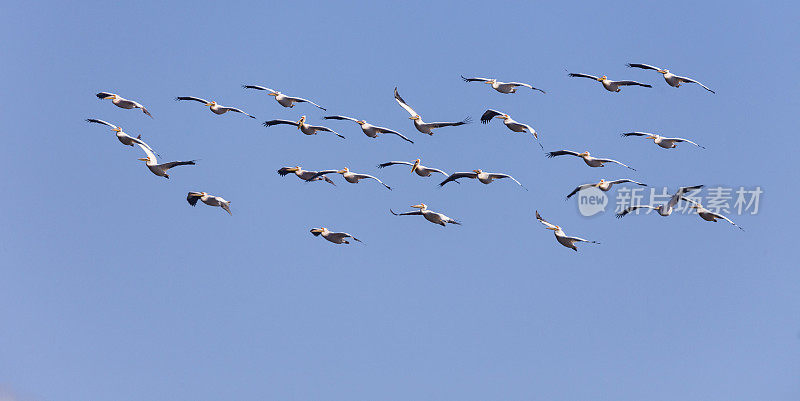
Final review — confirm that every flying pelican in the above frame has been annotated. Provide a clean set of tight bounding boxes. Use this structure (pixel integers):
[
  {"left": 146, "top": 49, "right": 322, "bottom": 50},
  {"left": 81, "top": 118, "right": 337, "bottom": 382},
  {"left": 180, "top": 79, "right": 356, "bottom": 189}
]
[
  {"left": 390, "top": 203, "right": 460, "bottom": 226},
  {"left": 307, "top": 167, "right": 391, "bottom": 190},
  {"left": 263, "top": 116, "right": 345, "bottom": 139},
  {"left": 566, "top": 179, "right": 647, "bottom": 199},
  {"left": 134, "top": 143, "right": 195, "bottom": 179},
  {"left": 616, "top": 185, "right": 704, "bottom": 218},
  {"left": 85, "top": 118, "right": 155, "bottom": 151},
  {"left": 621, "top": 132, "right": 705, "bottom": 149},
  {"left": 626, "top": 63, "right": 715, "bottom": 93},
  {"left": 377, "top": 159, "right": 449, "bottom": 178},
  {"left": 175, "top": 96, "right": 255, "bottom": 118},
  {"left": 310, "top": 227, "right": 362, "bottom": 244},
  {"left": 480, "top": 109, "right": 541, "bottom": 147},
  {"left": 681, "top": 197, "right": 744, "bottom": 230},
  {"left": 277, "top": 166, "right": 336, "bottom": 185},
  {"left": 96, "top": 92, "right": 153, "bottom": 117},
  {"left": 546, "top": 150, "right": 635, "bottom": 170},
  {"left": 439, "top": 169, "right": 525, "bottom": 189},
  {"left": 567, "top": 73, "right": 652, "bottom": 92},
  {"left": 242, "top": 85, "right": 326, "bottom": 110},
  {"left": 536, "top": 211, "right": 599, "bottom": 251},
  {"left": 461, "top": 75, "right": 546, "bottom": 94},
  {"left": 394, "top": 87, "right": 471, "bottom": 135},
  {"left": 186, "top": 192, "right": 232, "bottom": 215},
  {"left": 323, "top": 115, "right": 413, "bottom": 143}
]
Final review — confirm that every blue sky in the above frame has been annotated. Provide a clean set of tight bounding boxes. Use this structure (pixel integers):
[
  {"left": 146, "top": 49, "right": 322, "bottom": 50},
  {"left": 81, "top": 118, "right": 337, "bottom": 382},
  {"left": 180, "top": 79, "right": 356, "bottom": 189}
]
[{"left": 1, "top": 1, "right": 798, "bottom": 400}]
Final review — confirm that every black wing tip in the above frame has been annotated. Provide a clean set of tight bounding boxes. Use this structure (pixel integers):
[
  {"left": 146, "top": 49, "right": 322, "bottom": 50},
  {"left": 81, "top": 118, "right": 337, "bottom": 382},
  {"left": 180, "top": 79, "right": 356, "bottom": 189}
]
[{"left": 545, "top": 152, "right": 557, "bottom": 158}]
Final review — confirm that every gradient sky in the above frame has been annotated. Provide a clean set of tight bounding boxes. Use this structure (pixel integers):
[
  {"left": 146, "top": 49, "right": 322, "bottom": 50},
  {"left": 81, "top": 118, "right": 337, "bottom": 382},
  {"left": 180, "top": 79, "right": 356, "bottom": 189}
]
[{"left": 1, "top": 1, "right": 798, "bottom": 400}]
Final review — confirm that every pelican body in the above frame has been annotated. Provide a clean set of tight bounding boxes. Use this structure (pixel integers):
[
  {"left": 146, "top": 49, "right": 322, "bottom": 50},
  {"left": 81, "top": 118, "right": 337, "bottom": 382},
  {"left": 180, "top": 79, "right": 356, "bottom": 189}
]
[
  {"left": 390, "top": 204, "right": 460, "bottom": 226},
  {"left": 308, "top": 167, "right": 391, "bottom": 190},
  {"left": 480, "top": 109, "right": 539, "bottom": 144},
  {"left": 96, "top": 92, "right": 153, "bottom": 117},
  {"left": 546, "top": 150, "right": 635, "bottom": 170},
  {"left": 243, "top": 85, "right": 326, "bottom": 110},
  {"left": 263, "top": 116, "right": 344, "bottom": 139},
  {"left": 536, "top": 211, "right": 598, "bottom": 251},
  {"left": 277, "top": 166, "right": 336, "bottom": 185},
  {"left": 566, "top": 179, "right": 647, "bottom": 199},
  {"left": 621, "top": 132, "right": 704, "bottom": 149},
  {"left": 135, "top": 143, "right": 195, "bottom": 179},
  {"left": 377, "top": 159, "right": 448, "bottom": 178},
  {"left": 567, "top": 73, "right": 652, "bottom": 92},
  {"left": 323, "top": 115, "right": 413, "bottom": 143},
  {"left": 626, "top": 63, "right": 715, "bottom": 93},
  {"left": 394, "top": 88, "right": 471, "bottom": 135},
  {"left": 461, "top": 76, "right": 546, "bottom": 94},
  {"left": 85, "top": 118, "right": 154, "bottom": 150},
  {"left": 439, "top": 169, "right": 525, "bottom": 189},
  {"left": 175, "top": 97, "right": 255, "bottom": 118},
  {"left": 187, "top": 192, "right": 232, "bottom": 215},
  {"left": 616, "top": 185, "right": 704, "bottom": 218},
  {"left": 310, "top": 227, "right": 361, "bottom": 244}
]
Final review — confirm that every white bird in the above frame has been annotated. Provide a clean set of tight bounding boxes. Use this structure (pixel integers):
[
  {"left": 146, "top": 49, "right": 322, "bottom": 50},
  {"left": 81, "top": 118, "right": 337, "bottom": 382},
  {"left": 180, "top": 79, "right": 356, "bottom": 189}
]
[
  {"left": 390, "top": 203, "right": 460, "bottom": 227},
  {"left": 243, "top": 85, "right": 326, "bottom": 110},
  {"left": 323, "top": 115, "right": 413, "bottom": 143},
  {"left": 307, "top": 167, "right": 391, "bottom": 190},
  {"left": 96, "top": 92, "right": 153, "bottom": 117},
  {"left": 536, "top": 211, "right": 599, "bottom": 251},
  {"left": 616, "top": 185, "right": 704, "bottom": 218},
  {"left": 461, "top": 75, "right": 546, "bottom": 94},
  {"left": 627, "top": 63, "right": 715, "bottom": 93},
  {"left": 187, "top": 192, "right": 232, "bottom": 215},
  {"left": 175, "top": 96, "right": 255, "bottom": 118},
  {"left": 263, "top": 116, "right": 345, "bottom": 139},
  {"left": 394, "top": 87, "right": 471, "bottom": 135},
  {"left": 567, "top": 73, "right": 652, "bottom": 92},
  {"left": 681, "top": 197, "right": 744, "bottom": 230},
  {"left": 566, "top": 179, "right": 647, "bottom": 199},
  {"left": 546, "top": 150, "right": 635, "bottom": 170},
  {"left": 277, "top": 166, "right": 336, "bottom": 185},
  {"left": 439, "top": 169, "right": 526, "bottom": 189},
  {"left": 310, "top": 227, "right": 362, "bottom": 244},
  {"left": 621, "top": 132, "right": 705, "bottom": 149},
  {"left": 480, "top": 109, "right": 541, "bottom": 147},
  {"left": 85, "top": 118, "right": 155, "bottom": 151},
  {"left": 377, "top": 159, "right": 449, "bottom": 178},
  {"left": 134, "top": 142, "right": 196, "bottom": 179}
]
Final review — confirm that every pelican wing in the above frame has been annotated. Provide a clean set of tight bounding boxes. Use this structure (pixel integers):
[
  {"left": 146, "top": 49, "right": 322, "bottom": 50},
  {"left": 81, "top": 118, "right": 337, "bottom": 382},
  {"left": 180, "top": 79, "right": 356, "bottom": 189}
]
[
  {"left": 709, "top": 212, "right": 743, "bottom": 230},
  {"left": 307, "top": 125, "right": 345, "bottom": 139},
  {"left": 608, "top": 179, "right": 647, "bottom": 186},
  {"left": 277, "top": 167, "right": 295, "bottom": 176},
  {"left": 394, "top": 87, "right": 418, "bottom": 117},
  {"left": 626, "top": 63, "right": 663, "bottom": 71},
  {"left": 135, "top": 142, "right": 157, "bottom": 164},
  {"left": 676, "top": 75, "right": 716, "bottom": 93},
  {"left": 508, "top": 82, "right": 546, "bottom": 93},
  {"left": 377, "top": 161, "right": 413, "bottom": 168},
  {"left": 422, "top": 166, "right": 448, "bottom": 176},
  {"left": 372, "top": 126, "right": 414, "bottom": 143},
  {"left": 323, "top": 115, "right": 360, "bottom": 123},
  {"left": 427, "top": 117, "right": 471, "bottom": 129},
  {"left": 614, "top": 80, "right": 652, "bottom": 88},
  {"left": 480, "top": 109, "right": 504, "bottom": 124},
  {"left": 263, "top": 119, "right": 300, "bottom": 127},
  {"left": 242, "top": 84, "right": 277, "bottom": 93},
  {"left": 305, "top": 170, "right": 340, "bottom": 181},
  {"left": 489, "top": 173, "right": 526, "bottom": 189},
  {"left": 175, "top": 96, "right": 210, "bottom": 104},
  {"left": 284, "top": 96, "right": 326, "bottom": 111},
  {"left": 564, "top": 236, "right": 599, "bottom": 244},
  {"left": 546, "top": 150, "right": 581, "bottom": 158},
  {"left": 220, "top": 201, "right": 232, "bottom": 215},
  {"left": 668, "top": 185, "right": 704, "bottom": 209},
  {"left": 140, "top": 106, "right": 153, "bottom": 118},
  {"left": 535, "top": 210, "right": 558, "bottom": 229},
  {"left": 390, "top": 209, "right": 423, "bottom": 216},
  {"left": 616, "top": 205, "right": 657, "bottom": 218},
  {"left": 595, "top": 158, "right": 636, "bottom": 170},
  {"left": 353, "top": 173, "right": 392, "bottom": 190},
  {"left": 667, "top": 137, "right": 705, "bottom": 148},
  {"left": 223, "top": 107, "right": 256, "bottom": 118},
  {"left": 86, "top": 118, "right": 118, "bottom": 129},
  {"left": 566, "top": 183, "right": 594, "bottom": 199},
  {"left": 160, "top": 160, "right": 196, "bottom": 170},
  {"left": 330, "top": 232, "right": 362, "bottom": 243},
  {"left": 96, "top": 92, "right": 116, "bottom": 99},
  {"left": 439, "top": 171, "right": 477, "bottom": 186},
  {"left": 187, "top": 192, "right": 202, "bottom": 206},
  {"left": 621, "top": 132, "right": 650, "bottom": 137},
  {"left": 568, "top": 73, "right": 600, "bottom": 80},
  {"left": 461, "top": 75, "right": 492, "bottom": 83}
]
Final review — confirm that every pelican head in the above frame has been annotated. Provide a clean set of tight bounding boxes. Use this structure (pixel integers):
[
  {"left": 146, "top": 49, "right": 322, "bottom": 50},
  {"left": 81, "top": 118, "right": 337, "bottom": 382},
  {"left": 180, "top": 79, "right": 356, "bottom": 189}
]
[
  {"left": 579, "top": 151, "right": 590, "bottom": 157},
  {"left": 297, "top": 115, "right": 306, "bottom": 129},
  {"left": 658, "top": 69, "right": 669, "bottom": 74},
  {"left": 103, "top": 94, "right": 117, "bottom": 100},
  {"left": 268, "top": 92, "right": 279, "bottom": 97},
  {"left": 485, "top": 79, "right": 496, "bottom": 84},
  {"left": 411, "top": 203, "right": 427, "bottom": 210},
  {"left": 411, "top": 158, "right": 420, "bottom": 173},
  {"left": 501, "top": 114, "right": 510, "bottom": 119},
  {"left": 137, "top": 157, "right": 150, "bottom": 162},
  {"left": 546, "top": 225, "right": 561, "bottom": 231},
  {"left": 472, "top": 169, "right": 483, "bottom": 174},
  {"left": 598, "top": 76, "right": 607, "bottom": 81},
  {"left": 112, "top": 127, "right": 122, "bottom": 132},
  {"left": 205, "top": 101, "right": 216, "bottom": 107},
  {"left": 337, "top": 167, "right": 349, "bottom": 174},
  {"left": 356, "top": 120, "right": 366, "bottom": 125},
  {"left": 596, "top": 179, "right": 605, "bottom": 186}
]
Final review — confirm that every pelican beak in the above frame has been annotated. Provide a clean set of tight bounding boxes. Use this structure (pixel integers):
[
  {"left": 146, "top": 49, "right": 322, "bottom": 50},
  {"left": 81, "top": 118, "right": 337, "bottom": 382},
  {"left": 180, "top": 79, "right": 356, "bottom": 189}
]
[
  {"left": 268, "top": 92, "right": 277, "bottom": 96},
  {"left": 598, "top": 76, "right": 606, "bottom": 81},
  {"left": 103, "top": 95, "right": 115, "bottom": 100},
  {"left": 205, "top": 102, "right": 213, "bottom": 106},
  {"left": 137, "top": 158, "right": 148, "bottom": 161},
  {"left": 646, "top": 135, "right": 656, "bottom": 139},
  {"left": 113, "top": 127, "right": 121, "bottom": 132},
  {"left": 411, "top": 204, "right": 423, "bottom": 209}
]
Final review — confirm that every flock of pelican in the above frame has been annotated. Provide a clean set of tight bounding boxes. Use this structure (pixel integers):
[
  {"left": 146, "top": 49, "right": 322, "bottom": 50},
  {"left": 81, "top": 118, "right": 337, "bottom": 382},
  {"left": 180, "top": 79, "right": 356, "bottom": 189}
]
[{"left": 88, "top": 62, "right": 741, "bottom": 250}]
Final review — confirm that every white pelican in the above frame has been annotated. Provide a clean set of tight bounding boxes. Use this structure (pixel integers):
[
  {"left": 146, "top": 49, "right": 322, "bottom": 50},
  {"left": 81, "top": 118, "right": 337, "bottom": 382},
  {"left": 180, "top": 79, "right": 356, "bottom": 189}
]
[
  {"left": 134, "top": 142, "right": 196, "bottom": 179},
  {"left": 187, "top": 192, "right": 232, "bottom": 215},
  {"left": 242, "top": 85, "right": 326, "bottom": 110},
  {"left": 323, "top": 115, "right": 413, "bottom": 143},
  {"left": 263, "top": 116, "right": 345, "bottom": 139},
  {"left": 566, "top": 179, "right": 647, "bottom": 199},
  {"left": 616, "top": 185, "right": 704, "bottom": 218},
  {"left": 394, "top": 87, "right": 471, "bottom": 135},
  {"left": 96, "top": 92, "right": 152, "bottom": 117},
  {"left": 461, "top": 75, "right": 546, "bottom": 94},
  {"left": 86, "top": 118, "right": 155, "bottom": 151},
  {"left": 310, "top": 227, "right": 362, "bottom": 244},
  {"left": 546, "top": 150, "right": 635, "bottom": 170},
  {"left": 439, "top": 169, "right": 525, "bottom": 189},
  {"left": 308, "top": 167, "right": 391, "bottom": 190},
  {"left": 377, "top": 159, "right": 449, "bottom": 178},
  {"left": 681, "top": 198, "right": 744, "bottom": 230},
  {"left": 175, "top": 96, "right": 255, "bottom": 118},
  {"left": 567, "top": 73, "right": 652, "bottom": 92},
  {"left": 627, "top": 63, "right": 715, "bottom": 93},
  {"left": 621, "top": 132, "right": 705, "bottom": 149},
  {"left": 390, "top": 203, "right": 460, "bottom": 226},
  {"left": 536, "top": 211, "right": 599, "bottom": 251},
  {"left": 480, "top": 109, "right": 541, "bottom": 147},
  {"left": 277, "top": 166, "right": 336, "bottom": 185}
]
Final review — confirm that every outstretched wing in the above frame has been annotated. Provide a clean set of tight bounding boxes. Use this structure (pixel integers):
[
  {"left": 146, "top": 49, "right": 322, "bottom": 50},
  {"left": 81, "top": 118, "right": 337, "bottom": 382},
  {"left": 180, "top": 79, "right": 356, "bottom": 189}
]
[
  {"left": 461, "top": 75, "right": 492, "bottom": 83},
  {"left": 668, "top": 137, "right": 705, "bottom": 148},
  {"left": 354, "top": 174, "right": 392, "bottom": 190},
  {"left": 535, "top": 210, "right": 558, "bottom": 229},
  {"left": 439, "top": 172, "right": 477, "bottom": 186},
  {"left": 508, "top": 82, "right": 546, "bottom": 93},
  {"left": 676, "top": 75, "right": 716, "bottom": 93},
  {"left": 568, "top": 72, "right": 600, "bottom": 80},
  {"left": 242, "top": 84, "right": 277, "bottom": 93},
  {"left": 377, "top": 161, "right": 413, "bottom": 168},
  {"left": 323, "top": 115, "right": 359, "bottom": 123},
  {"left": 220, "top": 202, "right": 232, "bottom": 215},
  {"left": 480, "top": 109, "right": 504, "bottom": 124},
  {"left": 626, "top": 63, "right": 663, "bottom": 71},
  {"left": 305, "top": 170, "right": 340, "bottom": 181},
  {"left": 394, "top": 87, "right": 418, "bottom": 117},
  {"left": 372, "top": 126, "right": 414, "bottom": 143},
  {"left": 595, "top": 158, "right": 636, "bottom": 170},
  {"left": 621, "top": 132, "right": 650, "bottom": 137},
  {"left": 86, "top": 118, "right": 119, "bottom": 129},
  {"left": 616, "top": 205, "right": 657, "bottom": 218},
  {"left": 390, "top": 209, "right": 423, "bottom": 216},
  {"left": 307, "top": 125, "right": 345, "bottom": 139},
  {"left": 489, "top": 173, "right": 526, "bottom": 189},
  {"left": 263, "top": 119, "right": 300, "bottom": 127},
  {"left": 224, "top": 107, "right": 256, "bottom": 118},
  {"left": 608, "top": 179, "right": 647, "bottom": 186},
  {"left": 546, "top": 150, "right": 581, "bottom": 158},
  {"left": 284, "top": 96, "right": 326, "bottom": 111},
  {"left": 566, "top": 183, "right": 594, "bottom": 199},
  {"left": 668, "top": 185, "right": 704, "bottom": 209},
  {"left": 427, "top": 116, "right": 471, "bottom": 128},
  {"left": 187, "top": 192, "right": 202, "bottom": 206},
  {"left": 615, "top": 80, "right": 652, "bottom": 88},
  {"left": 175, "top": 96, "right": 210, "bottom": 104},
  {"left": 161, "top": 160, "right": 196, "bottom": 171}
]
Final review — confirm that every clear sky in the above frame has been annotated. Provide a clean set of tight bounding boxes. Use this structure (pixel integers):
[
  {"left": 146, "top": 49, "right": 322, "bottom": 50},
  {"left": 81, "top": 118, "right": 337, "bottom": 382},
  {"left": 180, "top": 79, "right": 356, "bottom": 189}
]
[{"left": 1, "top": 1, "right": 798, "bottom": 400}]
